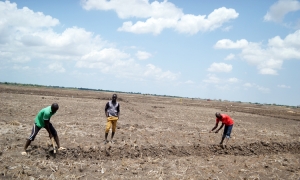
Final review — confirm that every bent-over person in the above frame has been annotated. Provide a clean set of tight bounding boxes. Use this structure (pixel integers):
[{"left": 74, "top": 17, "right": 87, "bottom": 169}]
[
  {"left": 210, "top": 112, "right": 234, "bottom": 147},
  {"left": 22, "top": 103, "right": 65, "bottom": 155}
]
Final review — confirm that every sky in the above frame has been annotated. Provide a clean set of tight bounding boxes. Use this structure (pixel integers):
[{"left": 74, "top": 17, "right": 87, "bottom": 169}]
[{"left": 0, "top": 0, "right": 300, "bottom": 106}]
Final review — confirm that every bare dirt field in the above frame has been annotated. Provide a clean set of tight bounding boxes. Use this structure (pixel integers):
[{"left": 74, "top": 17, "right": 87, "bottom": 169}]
[{"left": 0, "top": 84, "right": 299, "bottom": 180}]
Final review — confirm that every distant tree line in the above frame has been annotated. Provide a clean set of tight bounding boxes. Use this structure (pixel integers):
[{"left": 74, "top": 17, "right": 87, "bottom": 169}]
[
  {"left": 1, "top": 81, "right": 298, "bottom": 108},
  {"left": 0, "top": 82, "right": 182, "bottom": 99}
]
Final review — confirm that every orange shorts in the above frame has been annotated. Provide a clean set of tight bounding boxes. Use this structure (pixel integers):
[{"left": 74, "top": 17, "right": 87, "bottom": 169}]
[{"left": 105, "top": 116, "right": 118, "bottom": 133}]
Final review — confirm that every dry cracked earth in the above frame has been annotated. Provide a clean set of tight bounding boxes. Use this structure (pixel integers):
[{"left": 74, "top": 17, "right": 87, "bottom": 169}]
[{"left": 0, "top": 84, "right": 299, "bottom": 180}]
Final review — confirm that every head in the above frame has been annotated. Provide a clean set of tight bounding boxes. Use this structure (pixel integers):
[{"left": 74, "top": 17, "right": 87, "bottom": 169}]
[
  {"left": 215, "top": 112, "right": 222, "bottom": 119},
  {"left": 112, "top": 94, "right": 117, "bottom": 102},
  {"left": 51, "top": 103, "right": 59, "bottom": 113}
]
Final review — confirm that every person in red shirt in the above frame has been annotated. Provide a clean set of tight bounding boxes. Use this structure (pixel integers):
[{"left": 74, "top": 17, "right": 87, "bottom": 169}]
[{"left": 210, "top": 112, "right": 234, "bottom": 147}]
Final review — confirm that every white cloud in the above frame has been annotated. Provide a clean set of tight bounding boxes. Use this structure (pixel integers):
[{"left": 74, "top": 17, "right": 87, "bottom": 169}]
[
  {"left": 240, "top": 43, "right": 283, "bottom": 75},
  {"left": 76, "top": 48, "right": 180, "bottom": 81},
  {"left": 175, "top": 7, "right": 238, "bottom": 34},
  {"left": 259, "top": 68, "right": 278, "bottom": 75},
  {"left": 214, "top": 39, "right": 248, "bottom": 49},
  {"left": 135, "top": 51, "right": 152, "bottom": 60},
  {"left": 0, "top": 1, "right": 59, "bottom": 45},
  {"left": 48, "top": 63, "right": 65, "bottom": 73},
  {"left": 268, "top": 31, "right": 300, "bottom": 50},
  {"left": 118, "top": 17, "right": 178, "bottom": 35},
  {"left": 264, "top": 0, "right": 300, "bottom": 22},
  {"left": 185, "top": 80, "right": 194, "bottom": 84},
  {"left": 257, "top": 58, "right": 282, "bottom": 75},
  {"left": 207, "top": 62, "right": 232, "bottom": 73},
  {"left": 81, "top": 0, "right": 183, "bottom": 19},
  {"left": 76, "top": 48, "right": 133, "bottom": 74},
  {"left": 243, "top": 83, "right": 253, "bottom": 87},
  {"left": 71, "top": 70, "right": 96, "bottom": 78},
  {"left": 0, "top": 1, "right": 59, "bottom": 29},
  {"left": 222, "top": 26, "right": 232, "bottom": 32},
  {"left": 203, "top": 74, "right": 221, "bottom": 84},
  {"left": 12, "top": 65, "right": 30, "bottom": 70},
  {"left": 79, "top": 48, "right": 131, "bottom": 63},
  {"left": 11, "top": 56, "right": 31, "bottom": 63},
  {"left": 0, "top": 2, "right": 108, "bottom": 64},
  {"left": 215, "top": 30, "right": 300, "bottom": 75},
  {"left": 227, "top": 78, "right": 239, "bottom": 83},
  {"left": 82, "top": 0, "right": 238, "bottom": 35},
  {"left": 224, "top": 53, "right": 235, "bottom": 60},
  {"left": 243, "top": 83, "right": 270, "bottom": 93},
  {"left": 278, "top": 84, "right": 291, "bottom": 88},
  {"left": 257, "top": 86, "right": 270, "bottom": 93},
  {"left": 203, "top": 74, "right": 238, "bottom": 86},
  {"left": 0, "top": 1, "right": 179, "bottom": 82},
  {"left": 143, "top": 64, "right": 180, "bottom": 81}
]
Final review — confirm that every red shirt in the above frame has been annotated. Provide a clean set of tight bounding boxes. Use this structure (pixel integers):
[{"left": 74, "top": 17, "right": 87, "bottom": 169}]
[{"left": 216, "top": 114, "right": 234, "bottom": 126}]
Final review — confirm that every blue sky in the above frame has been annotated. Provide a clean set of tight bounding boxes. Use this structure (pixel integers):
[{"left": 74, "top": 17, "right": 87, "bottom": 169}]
[{"left": 0, "top": 0, "right": 300, "bottom": 106}]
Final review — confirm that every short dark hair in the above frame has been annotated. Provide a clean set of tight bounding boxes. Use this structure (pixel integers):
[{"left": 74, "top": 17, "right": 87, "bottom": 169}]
[
  {"left": 112, "top": 94, "right": 117, "bottom": 98},
  {"left": 51, "top": 103, "right": 59, "bottom": 112},
  {"left": 215, "top": 112, "right": 221, "bottom": 118}
]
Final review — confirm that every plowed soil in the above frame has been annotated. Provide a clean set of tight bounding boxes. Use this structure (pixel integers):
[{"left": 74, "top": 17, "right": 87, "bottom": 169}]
[{"left": 0, "top": 84, "right": 299, "bottom": 179}]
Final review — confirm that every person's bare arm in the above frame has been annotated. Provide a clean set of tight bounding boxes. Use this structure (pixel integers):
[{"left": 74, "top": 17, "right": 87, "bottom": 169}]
[
  {"left": 210, "top": 122, "right": 219, "bottom": 132},
  {"left": 215, "top": 123, "right": 224, "bottom": 133},
  {"left": 117, "top": 104, "right": 120, "bottom": 117},
  {"left": 105, "top": 103, "right": 109, "bottom": 117}
]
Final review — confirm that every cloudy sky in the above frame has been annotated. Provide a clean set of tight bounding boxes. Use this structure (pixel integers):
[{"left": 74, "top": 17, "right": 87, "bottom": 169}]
[{"left": 0, "top": 0, "right": 300, "bottom": 106}]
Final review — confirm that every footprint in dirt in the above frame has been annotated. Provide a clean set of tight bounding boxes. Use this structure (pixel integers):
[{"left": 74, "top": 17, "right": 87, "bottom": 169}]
[{"left": 104, "top": 142, "right": 113, "bottom": 156}]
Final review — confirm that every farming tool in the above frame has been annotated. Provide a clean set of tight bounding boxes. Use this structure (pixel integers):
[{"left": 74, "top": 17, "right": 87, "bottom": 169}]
[{"left": 51, "top": 137, "right": 56, "bottom": 154}]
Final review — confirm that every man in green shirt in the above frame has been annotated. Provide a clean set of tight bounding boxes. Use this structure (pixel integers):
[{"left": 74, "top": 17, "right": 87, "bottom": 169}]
[{"left": 22, "top": 103, "right": 63, "bottom": 155}]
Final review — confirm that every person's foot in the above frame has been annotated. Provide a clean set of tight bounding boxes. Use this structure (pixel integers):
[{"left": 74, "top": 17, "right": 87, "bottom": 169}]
[
  {"left": 58, "top": 147, "right": 66, "bottom": 151},
  {"left": 110, "top": 140, "right": 115, "bottom": 144},
  {"left": 104, "top": 140, "right": 109, "bottom": 144},
  {"left": 21, "top": 151, "right": 27, "bottom": 156}
]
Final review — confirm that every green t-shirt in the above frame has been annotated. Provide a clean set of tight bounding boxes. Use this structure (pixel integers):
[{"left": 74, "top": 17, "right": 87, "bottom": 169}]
[{"left": 35, "top": 106, "right": 55, "bottom": 128}]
